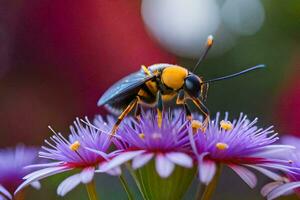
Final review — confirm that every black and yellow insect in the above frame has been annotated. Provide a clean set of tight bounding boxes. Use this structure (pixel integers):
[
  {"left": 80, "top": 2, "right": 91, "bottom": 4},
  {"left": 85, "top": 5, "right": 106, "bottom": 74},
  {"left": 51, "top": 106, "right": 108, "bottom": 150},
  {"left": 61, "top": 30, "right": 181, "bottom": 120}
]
[{"left": 98, "top": 36, "right": 265, "bottom": 135}]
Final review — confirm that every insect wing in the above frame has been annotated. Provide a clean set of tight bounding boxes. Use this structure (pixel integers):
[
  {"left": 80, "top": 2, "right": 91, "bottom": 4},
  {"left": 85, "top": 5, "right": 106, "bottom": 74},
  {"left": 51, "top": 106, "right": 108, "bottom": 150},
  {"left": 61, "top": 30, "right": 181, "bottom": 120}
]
[
  {"left": 98, "top": 63, "right": 172, "bottom": 106},
  {"left": 98, "top": 70, "right": 153, "bottom": 106}
]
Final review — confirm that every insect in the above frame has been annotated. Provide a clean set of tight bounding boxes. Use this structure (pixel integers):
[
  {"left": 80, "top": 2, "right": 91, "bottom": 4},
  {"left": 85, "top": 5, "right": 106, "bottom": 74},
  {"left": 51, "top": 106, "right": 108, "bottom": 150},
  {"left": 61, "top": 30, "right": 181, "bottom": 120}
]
[{"left": 98, "top": 35, "right": 265, "bottom": 135}]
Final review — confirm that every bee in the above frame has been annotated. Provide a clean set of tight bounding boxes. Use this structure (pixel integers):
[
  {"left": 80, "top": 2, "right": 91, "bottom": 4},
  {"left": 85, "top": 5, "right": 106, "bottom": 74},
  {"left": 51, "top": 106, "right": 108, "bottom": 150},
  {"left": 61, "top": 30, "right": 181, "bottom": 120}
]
[{"left": 98, "top": 35, "right": 265, "bottom": 135}]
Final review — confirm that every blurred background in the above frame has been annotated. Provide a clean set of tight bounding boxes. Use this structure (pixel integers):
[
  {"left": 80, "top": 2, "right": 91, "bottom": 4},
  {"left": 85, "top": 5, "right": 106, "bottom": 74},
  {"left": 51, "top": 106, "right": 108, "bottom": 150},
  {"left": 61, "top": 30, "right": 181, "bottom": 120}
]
[{"left": 0, "top": 0, "right": 299, "bottom": 199}]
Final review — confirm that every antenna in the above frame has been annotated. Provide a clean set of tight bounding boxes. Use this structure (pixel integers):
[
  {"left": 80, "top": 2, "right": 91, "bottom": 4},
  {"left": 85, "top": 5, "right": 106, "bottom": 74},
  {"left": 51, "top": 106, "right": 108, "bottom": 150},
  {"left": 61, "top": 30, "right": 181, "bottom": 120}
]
[
  {"left": 192, "top": 35, "right": 214, "bottom": 73},
  {"left": 203, "top": 64, "right": 266, "bottom": 84}
]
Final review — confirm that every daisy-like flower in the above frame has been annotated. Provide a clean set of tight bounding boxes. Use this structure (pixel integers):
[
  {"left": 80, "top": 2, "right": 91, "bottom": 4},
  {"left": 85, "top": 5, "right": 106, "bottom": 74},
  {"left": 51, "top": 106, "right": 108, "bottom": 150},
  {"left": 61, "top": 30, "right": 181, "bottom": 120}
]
[
  {"left": 193, "top": 113, "right": 297, "bottom": 190},
  {"left": 98, "top": 109, "right": 194, "bottom": 177},
  {"left": 261, "top": 135, "right": 300, "bottom": 200},
  {"left": 15, "top": 118, "right": 120, "bottom": 198},
  {"left": 94, "top": 110, "right": 195, "bottom": 200},
  {"left": 0, "top": 145, "right": 40, "bottom": 200}
]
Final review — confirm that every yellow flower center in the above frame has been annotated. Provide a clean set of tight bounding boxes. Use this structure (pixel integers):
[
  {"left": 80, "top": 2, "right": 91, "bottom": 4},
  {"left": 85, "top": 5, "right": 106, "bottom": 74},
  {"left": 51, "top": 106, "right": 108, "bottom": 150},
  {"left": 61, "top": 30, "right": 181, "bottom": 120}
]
[
  {"left": 192, "top": 120, "right": 203, "bottom": 134},
  {"left": 69, "top": 141, "right": 81, "bottom": 151},
  {"left": 220, "top": 120, "right": 233, "bottom": 131},
  {"left": 139, "top": 133, "right": 145, "bottom": 139},
  {"left": 216, "top": 142, "right": 229, "bottom": 150}
]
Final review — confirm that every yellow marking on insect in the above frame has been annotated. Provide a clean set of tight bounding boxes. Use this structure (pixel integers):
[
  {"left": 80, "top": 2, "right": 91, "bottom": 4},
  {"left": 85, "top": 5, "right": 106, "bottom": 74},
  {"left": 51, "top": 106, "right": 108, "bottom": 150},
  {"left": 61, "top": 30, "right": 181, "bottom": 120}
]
[
  {"left": 220, "top": 120, "right": 233, "bottom": 131},
  {"left": 139, "top": 133, "right": 145, "bottom": 139},
  {"left": 161, "top": 66, "right": 188, "bottom": 90},
  {"left": 192, "top": 120, "right": 203, "bottom": 134},
  {"left": 207, "top": 35, "right": 214, "bottom": 47},
  {"left": 216, "top": 142, "right": 229, "bottom": 150},
  {"left": 162, "top": 93, "right": 176, "bottom": 102},
  {"left": 69, "top": 141, "right": 80, "bottom": 151},
  {"left": 157, "top": 109, "right": 163, "bottom": 128},
  {"left": 141, "top": 65, "right": 152, "bottom": 76},
  {"left": 145, "top": 80, "right": 158, "bottom": 95}
]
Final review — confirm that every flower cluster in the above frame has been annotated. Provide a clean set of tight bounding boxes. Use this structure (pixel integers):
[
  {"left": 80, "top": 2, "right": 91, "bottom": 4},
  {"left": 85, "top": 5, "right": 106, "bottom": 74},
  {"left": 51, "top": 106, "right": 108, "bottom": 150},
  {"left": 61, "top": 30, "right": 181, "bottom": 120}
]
[{"left": 9, "top": 109, "right": 300, "bottom": 200}]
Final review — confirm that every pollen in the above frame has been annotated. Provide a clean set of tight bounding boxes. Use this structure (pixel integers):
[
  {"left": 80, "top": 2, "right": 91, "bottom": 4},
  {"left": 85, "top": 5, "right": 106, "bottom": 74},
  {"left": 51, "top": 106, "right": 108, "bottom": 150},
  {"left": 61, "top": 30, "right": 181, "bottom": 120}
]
[
  {"left": 69, "top": 141, "right": 81, "bottom": 151},
  {"left": 220, "top": 120, "right": 233, "bottom": 131},
  {"left": 216, "top": 142, "right": 229, "bottom": 150},
  {"left": 192, "top": 120, "right": 203, "bottom": 134},
  {"left": 139, "top": 133, "right": 145, "bottom": 139}
]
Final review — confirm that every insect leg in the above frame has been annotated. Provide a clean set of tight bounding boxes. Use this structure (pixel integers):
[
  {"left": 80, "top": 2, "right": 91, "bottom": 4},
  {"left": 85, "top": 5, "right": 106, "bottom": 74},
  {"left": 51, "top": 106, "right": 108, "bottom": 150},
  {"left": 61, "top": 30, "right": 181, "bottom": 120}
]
[
  {"left": 176, "top": 90, "right": 185, "bottom": 105},
  {"left": 157, "top": 91, "right": 164, "bottom": 128},
  {"left": 134, "top": 101, "right": 141, "bottom": 121},
  {"left": 184, "top": 103, "right": 192, "bottom": 121},
  {"left": 111, "top": 97, "right": 138, "bottom": 136},
  {"left": 191, "top": 97, "right": 210, "bottom": 131},
  {"left": 176, "top": 90, "right": 192, "bottom": 121}
]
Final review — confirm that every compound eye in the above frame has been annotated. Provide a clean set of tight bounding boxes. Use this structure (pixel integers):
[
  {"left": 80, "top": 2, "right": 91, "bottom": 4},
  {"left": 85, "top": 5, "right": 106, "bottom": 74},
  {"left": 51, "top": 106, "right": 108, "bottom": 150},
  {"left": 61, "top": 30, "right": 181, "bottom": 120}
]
[{"left": 184, "top": 75, "right": 201, "bottom": 97}]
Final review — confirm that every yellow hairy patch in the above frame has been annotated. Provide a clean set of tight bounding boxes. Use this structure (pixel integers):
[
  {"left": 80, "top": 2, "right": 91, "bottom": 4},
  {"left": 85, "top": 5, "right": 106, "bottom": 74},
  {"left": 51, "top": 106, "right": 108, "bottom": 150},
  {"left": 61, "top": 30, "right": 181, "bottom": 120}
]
[{"left": 161, "top": 66, "right": 188, "bottom": 90}]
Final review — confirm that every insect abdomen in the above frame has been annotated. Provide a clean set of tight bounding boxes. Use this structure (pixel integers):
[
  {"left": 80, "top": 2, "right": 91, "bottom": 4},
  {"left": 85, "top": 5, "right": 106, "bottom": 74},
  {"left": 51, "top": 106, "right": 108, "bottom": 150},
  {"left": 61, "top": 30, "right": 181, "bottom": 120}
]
[{"left": 137, "top": 80, "right": 158, "bottom": 104}]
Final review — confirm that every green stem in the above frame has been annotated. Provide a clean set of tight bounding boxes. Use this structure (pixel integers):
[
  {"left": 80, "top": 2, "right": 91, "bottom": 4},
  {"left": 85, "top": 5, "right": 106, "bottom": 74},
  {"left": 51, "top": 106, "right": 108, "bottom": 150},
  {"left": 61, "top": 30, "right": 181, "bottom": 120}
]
[
  {"left": 199, "top": 164, "right": 222, "bottom": 200},
  {"left": 86, "top": 181, "right": 99, "bottom": 200},
  {"left": 119, "top": 174, "right": 135, "bottom": 200}
]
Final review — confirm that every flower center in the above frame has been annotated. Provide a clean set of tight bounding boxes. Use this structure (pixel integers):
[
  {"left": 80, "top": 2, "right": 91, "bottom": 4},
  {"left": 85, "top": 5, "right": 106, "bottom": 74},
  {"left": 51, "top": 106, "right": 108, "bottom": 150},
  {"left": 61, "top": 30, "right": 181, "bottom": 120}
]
[
  {"left": 220, "top": 120, "right": 233, "bottom": 131},
  {"left": 69, "top": 141, "right": 81, "bottom": 151},
  {"left": 192, "top": 120, "right": 203, "bottom": 134},
  {"left": 216, "top": 142, "right": 229, "bottom": 150},
  {"left": 139, "top": 133, "right": 145, "bottom": 139}
]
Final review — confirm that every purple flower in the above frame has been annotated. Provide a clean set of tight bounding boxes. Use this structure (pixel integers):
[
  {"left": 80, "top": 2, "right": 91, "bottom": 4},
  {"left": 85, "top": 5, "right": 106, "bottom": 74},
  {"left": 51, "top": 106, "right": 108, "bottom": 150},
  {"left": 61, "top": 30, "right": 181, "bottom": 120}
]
[
  {"left": 193, "top": 113, "right": 296, "bottom": 188},
  {"left": 15, "top": 118, "right": 120, "bottom": 197},
  {"left": 0, "top": 145, "right": 40, "bottom": 200},
  {"left": 96, "top": 110, "right": 193, "bottom": 178},
  {"left": 261, "top": 135, "right": 300, "bottom": 200}
]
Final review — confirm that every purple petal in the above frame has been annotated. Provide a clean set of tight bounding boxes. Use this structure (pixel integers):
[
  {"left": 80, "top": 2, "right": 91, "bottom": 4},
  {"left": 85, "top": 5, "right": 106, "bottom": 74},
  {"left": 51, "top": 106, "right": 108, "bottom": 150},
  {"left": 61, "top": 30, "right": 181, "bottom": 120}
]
[
  {"left": 253, "top": 145, "right": 296, "bottom": 158},
  {"left": 100, "top": 150, "right": 145, "bottom": 171},
  {"left": 261, "top": 182, "right": 283, "bottom": 197},
  {"left": 0, "top": 185, "right": 12, "bottom": 200},
  {"left": 155, "top": 154, "right": 175, "bottom": 178},
  {"left": 25, "top": 162, "right": 64, "bottom": 169},
  {"left": 80, "top": 167, "right": 95, "bottom": 184},
  {"left": 199, "top": 160, "right": 216, "bottom": 185},
  {"left": 132, "top": 153, "right": 154, "bottom": 169},
  {"left": 267, "top": 181, "right": 300, "bottom": 200},
  {"left": 245, "top": 165, "right": 282, "bottom": 181},
  {"left": 15, "top": 166, "right": 70, "bottom": 195},
  {"left": 97, "top": 162, "right": 122, "bottom": 176},
  {"left": 106, "top": 167, "right": 122, "bottom": 176},
  {"left": 166, "top": 152, "right": 193, "bottom": 168},
  {"left": 85, "top": 147, "right": 110, "bottom": 161},
  {"left": 228, "top": 165, "right": 257, "bottom": 188},
  {"left": 30, "top": 181, "right": 41, "bottom": 190},
  {"left": 57, "top": 174, "right": 81, "bottom": 196}
]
